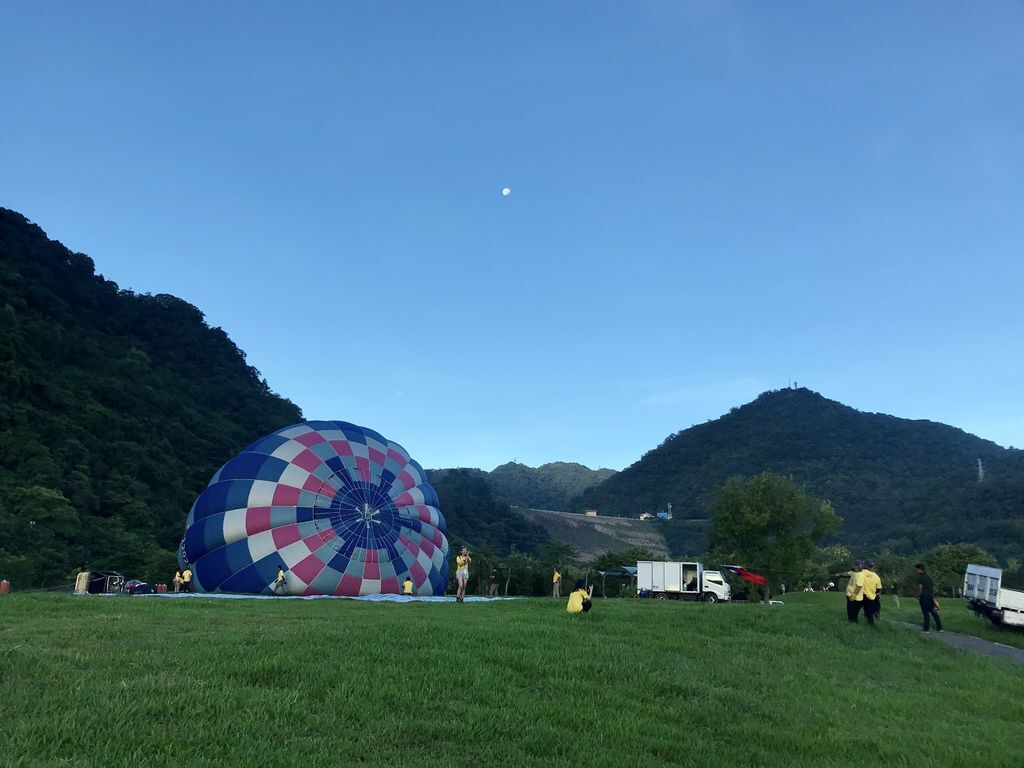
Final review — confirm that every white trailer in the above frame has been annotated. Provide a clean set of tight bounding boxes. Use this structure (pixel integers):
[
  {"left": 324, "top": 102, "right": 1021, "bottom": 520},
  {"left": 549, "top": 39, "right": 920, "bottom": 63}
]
[
  {"left": 636, "top": 561, "right": 731, "bottom": 603},
  {"left": 964, "top": 564, "right": 1024, "bottom": 628}
]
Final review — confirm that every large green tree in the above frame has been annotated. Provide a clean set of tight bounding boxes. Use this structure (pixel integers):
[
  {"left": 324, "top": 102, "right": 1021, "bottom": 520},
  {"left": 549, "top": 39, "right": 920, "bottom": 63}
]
[
  {"left": 708, "top": 472, "right": 841, "bottom": 602},
  {"left": 919, "top": 543, "right": 998, "bottom": 596}
]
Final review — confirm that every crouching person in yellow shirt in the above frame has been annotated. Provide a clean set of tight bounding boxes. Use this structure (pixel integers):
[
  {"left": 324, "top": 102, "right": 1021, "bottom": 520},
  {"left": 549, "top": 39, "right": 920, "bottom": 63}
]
[{"left": 567, "top": 579, "right": 594, "bottom": 614}]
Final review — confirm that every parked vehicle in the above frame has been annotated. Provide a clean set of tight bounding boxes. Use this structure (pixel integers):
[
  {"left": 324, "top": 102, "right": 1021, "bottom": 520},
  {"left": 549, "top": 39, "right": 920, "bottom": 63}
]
[
  {"left": 636, "top": 561, "right": 731, "bottom": 603},
  {"left": 964, "top": 563, "right": 1024, "bottom": 628},
  {"left": 124, "top": 579, "right": 156, "bottom": 595},
  {"left": 72, "top": 570, "right": 124, "bottom": 594}
]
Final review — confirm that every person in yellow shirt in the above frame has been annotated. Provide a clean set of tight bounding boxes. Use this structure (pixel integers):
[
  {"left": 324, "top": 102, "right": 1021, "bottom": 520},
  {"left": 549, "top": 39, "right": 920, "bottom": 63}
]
[
  {"left": 181, "top": 567, "right": 193, "bottom": 593},
  {"left": 552, "top": 569, "right": 562, "bottom": 598},
  {"left": 846, "top": 562, "right": 865, "bottom": 622},
  {"left": 403, "top": 576, "right": 414, "bottom": 595},
  {"left": 454, "top": 547, "right": 471, "bottom": 603},
  {"left": 861, "top": 561, "right": 882, "bottom": 625},
  {"left": 273, "top": 565, "right": 287, "bottom": 595},
  {"left": 567, "top": 579, "right": 593, "bottom": 614},
  {"left": 172, "top": 570, "right": 182, "bottom": 593}
]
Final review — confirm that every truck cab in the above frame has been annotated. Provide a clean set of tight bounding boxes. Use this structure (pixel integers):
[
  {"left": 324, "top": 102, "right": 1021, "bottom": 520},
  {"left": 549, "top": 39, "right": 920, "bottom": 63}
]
[{"left": 701, "top": 570, "right": 731, "bottom": 603}]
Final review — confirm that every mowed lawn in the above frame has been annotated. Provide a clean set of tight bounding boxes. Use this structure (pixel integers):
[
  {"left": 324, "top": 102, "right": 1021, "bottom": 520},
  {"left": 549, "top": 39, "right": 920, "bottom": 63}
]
[{"left": 2, "top": 592, "right": 1022, "bottom": 768}]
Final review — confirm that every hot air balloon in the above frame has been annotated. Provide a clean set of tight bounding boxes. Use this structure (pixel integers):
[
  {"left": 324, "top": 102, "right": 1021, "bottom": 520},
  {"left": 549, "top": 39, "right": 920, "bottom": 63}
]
[{"left": 178, "top": 421, "right": 449, "bottom": 596}]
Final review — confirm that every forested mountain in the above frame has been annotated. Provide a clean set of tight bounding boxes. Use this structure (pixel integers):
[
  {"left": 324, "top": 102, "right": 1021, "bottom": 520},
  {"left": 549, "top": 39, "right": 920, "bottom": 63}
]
[
  {"left": 427, "top": 469, "right": 550, "bottom": 555},
  {"left": 4, "top": 208, "right": 1019, "bottom": 586},
  {"left": 485, "top": 461, "right": 616, "bottom": 510},
  {"left": 0, "top": 208, "right": 302, "bottom": 586},
  {"left": 426, "top": 462, "right": 615, "bottom": 513},
  {"left": 573, "top": 388, "right": 1024, "bottom": 560}
]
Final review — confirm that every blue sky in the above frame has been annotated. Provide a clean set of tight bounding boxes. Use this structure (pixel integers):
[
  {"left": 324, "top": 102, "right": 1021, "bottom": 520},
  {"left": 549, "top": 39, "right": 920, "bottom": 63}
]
[{"left": 2, "top": 2, "right": 1022, "bottom": 470}]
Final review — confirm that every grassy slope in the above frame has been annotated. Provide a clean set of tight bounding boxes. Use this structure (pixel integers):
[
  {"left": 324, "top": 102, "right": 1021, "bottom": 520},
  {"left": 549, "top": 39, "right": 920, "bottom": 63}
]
[
  {"left": 517, "top": 508, "right": 670, "bottom": 559},
  {"left": 2, "top": 593, "right": 1021, "bottom": 768},
  {"left": 877, "top": 591, "right": 1024, "bottom": 650}
]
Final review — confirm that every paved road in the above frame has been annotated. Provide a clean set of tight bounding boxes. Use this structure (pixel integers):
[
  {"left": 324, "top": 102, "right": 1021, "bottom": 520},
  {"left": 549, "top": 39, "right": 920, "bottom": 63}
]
[{"left": 892, "top": 621, "right": 1024, "bottom": 665}]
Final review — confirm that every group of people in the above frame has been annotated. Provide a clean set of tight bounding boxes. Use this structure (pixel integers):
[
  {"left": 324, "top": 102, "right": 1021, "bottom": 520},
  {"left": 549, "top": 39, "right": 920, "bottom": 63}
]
[
  {"left": 171, "top": 567, "right": 193, "bottom": 592},
  {"left": 452, "top": 549, "right": 590, "bottom": 613},
  {"left": 846, "top": 561, "right": 943, "bottom": 632},
  {"left": 269, "top": 564, "right": 417, "bottom": 597},
  {"left": 845, "top": 561, "right": 883, "bottom": 624}
]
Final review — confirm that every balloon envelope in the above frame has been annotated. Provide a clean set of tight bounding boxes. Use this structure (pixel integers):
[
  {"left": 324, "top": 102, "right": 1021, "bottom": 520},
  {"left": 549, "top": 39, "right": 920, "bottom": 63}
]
[{"left": 179, "top": 421, "right": 449, "bottom": 596}]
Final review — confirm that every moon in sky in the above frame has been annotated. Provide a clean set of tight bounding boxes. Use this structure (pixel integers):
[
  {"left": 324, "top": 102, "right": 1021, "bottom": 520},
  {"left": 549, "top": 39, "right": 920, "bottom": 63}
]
[{"left": 501, "top": 187, "right": 511, "bottom": 196}]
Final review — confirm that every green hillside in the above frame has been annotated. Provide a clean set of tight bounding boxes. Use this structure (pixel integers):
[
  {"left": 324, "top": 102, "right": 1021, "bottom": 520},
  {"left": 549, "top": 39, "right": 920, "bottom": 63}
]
[
  {"left": 427, "top": 469, "right": 550, "bottom": 555},
  {"left": 485, "top": 461, "right": 616, "bottom": 510},
  {"left": 573, "top": 388, "right": 1024, "bottom": 560},
  {"left": 0, "top": 209, "right": 303, "bottom": 586}
]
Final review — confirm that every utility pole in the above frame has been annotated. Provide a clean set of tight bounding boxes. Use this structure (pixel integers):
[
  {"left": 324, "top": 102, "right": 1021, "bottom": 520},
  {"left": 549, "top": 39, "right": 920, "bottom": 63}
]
[{"left": 977, "top": 458, "right": 985, "bottom": 483}]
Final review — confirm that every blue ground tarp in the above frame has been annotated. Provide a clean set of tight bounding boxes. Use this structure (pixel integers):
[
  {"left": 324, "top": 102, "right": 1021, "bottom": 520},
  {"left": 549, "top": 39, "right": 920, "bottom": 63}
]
[{"left": 128, "top": 592, "right": 512, "bottom": 603}]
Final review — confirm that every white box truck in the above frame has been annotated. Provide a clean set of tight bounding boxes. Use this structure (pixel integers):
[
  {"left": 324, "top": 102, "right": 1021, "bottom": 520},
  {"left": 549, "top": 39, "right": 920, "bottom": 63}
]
[
  {"left": 636, "top": 561, "right": 731, "bottom": 603},
  {"left": 964, "top": 563, "right": 1024, "bottom": 628}
]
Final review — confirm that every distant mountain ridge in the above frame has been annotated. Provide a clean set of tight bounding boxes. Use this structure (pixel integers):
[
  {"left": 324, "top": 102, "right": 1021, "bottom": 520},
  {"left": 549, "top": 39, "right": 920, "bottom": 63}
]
[
  {"left": 429, "top": 461, "right": 615, "bottom": 512},
  {"left": 487, "top": 461, "right": 617, "bottom": 510},
  {"left": 572, "top": 388, "right": 1024, "bottom": 560}
]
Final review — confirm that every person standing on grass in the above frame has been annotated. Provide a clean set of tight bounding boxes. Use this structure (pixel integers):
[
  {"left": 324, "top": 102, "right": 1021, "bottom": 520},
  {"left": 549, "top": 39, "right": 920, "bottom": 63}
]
[
  {"left": 566, "top": 579, "right": 594, "bottom": 614},
  {"left": 182, "top": 566, "right": 193, "bottom": 593},
  {"left": 892, "top": 581, "right": 901, "bottom": 611},
  {"left": 552, "top": 568, "right": 562, "bottom": 598},
  {"left": 403, "top": 576, "right": 414, "bottom": 595},
  {"left": 488, "top": 567, "right": 499, "bottom": 596},
  {"left": 915, "top": 564, "right": 943, "bottom": 632},
  {"left": 173, "top": 570, "right": 182, "bottom": 592},
  {"left": 846, "top": 562, "right": 865, "bottom": 622},
  {"left": 455, "top": 547, "right": 471, "bottom": 603},
  {"left": 861, "top": 561, "right": 882, "bottom": 625}
]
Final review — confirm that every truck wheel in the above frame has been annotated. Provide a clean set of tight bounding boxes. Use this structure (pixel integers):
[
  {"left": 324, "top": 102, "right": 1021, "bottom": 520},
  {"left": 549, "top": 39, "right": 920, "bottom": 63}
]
[
  {"left": 704, "top": 594, "right": 718, "bottom": 604},
  {"left": 656, "top": 593, "right": 667, "bottom": 600}
]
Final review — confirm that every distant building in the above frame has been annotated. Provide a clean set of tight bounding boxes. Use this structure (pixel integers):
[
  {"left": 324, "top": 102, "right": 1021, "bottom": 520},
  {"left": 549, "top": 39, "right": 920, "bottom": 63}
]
[
  {"left": 584, "top": 509, "right": 599, "bottom": 517},
  {"left": 639, "top": 513, "right": 655, "bottom": 521}
]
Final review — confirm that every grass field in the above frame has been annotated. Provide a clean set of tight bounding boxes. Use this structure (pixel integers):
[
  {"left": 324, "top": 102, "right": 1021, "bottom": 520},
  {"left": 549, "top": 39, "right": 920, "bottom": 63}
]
[
  {"left": 882, "top": 593, "right": 1024, "bottom": 651},
  {"left": 2, "top": 592, "right": 1022, "bottom": 768}
]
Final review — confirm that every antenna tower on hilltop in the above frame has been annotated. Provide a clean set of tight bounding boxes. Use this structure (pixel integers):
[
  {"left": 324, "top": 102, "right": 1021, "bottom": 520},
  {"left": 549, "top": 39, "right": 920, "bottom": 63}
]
[{"left": 977, "top": 458, "right": 985, "bottom": 483}]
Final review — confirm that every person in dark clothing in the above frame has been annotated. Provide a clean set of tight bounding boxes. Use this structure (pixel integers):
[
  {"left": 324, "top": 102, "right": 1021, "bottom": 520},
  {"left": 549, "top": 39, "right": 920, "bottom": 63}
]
[{"left": 915, "top": 563, "right": 943, "bottom": 632}]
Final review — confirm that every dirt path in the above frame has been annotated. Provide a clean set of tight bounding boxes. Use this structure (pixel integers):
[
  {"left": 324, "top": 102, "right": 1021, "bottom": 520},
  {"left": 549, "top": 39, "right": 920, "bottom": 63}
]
[{"left": 892, "top": 621, "right": 1024, "bottom": 665}]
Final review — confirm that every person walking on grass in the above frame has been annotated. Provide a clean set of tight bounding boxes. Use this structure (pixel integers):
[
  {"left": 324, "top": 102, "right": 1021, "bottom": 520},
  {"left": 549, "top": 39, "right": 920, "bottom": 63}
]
[
  {"left": 173, "top": 570, "right": 182, "bottom": 593},
  {"left": 567, "top": 579, "right": 594, "bottom": 614},
  {"left": 846, "top": 562, "right": 865, "bottom": 622},
  {"left": 552, "top": 568, "right": 562, "bottom": 598},
  {"left": 915, "top": 563, "right": 943, "bottom": 632},
  {"left": 455, "top": 547, "right": 471, "bottom": 603},
  {"left": 273, "top": 565, "right": 287, "bottom": 595},
  {"left": 861, "top": 561, "right": 882, "bottom": 625},
  {"left": 182, "top": 566, "right": 193, "bottom": 593}
]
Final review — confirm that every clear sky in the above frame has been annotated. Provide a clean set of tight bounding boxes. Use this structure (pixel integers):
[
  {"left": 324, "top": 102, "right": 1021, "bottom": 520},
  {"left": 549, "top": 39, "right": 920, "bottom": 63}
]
[{"left": 2, "top": 2, "right": 1022, "bottom": 470}]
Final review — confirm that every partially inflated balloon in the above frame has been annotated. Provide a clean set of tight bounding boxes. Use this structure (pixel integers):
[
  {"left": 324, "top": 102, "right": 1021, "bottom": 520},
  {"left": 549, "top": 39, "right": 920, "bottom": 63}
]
[{"left": 179, "top": 421, "right": 449, "bottom": 596}]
